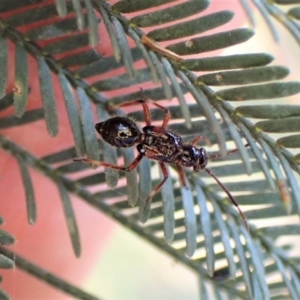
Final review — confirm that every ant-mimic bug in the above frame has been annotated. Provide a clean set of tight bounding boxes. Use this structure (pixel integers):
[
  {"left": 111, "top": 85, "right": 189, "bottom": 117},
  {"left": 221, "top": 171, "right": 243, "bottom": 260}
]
[{"left": 74, "top": 95, "right": 248, "bottom": 229}]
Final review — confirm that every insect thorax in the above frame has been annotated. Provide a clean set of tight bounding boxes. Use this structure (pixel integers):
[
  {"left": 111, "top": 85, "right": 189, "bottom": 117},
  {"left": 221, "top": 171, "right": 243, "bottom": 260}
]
[{"left": 138, "top": 126, "right": 183, "bottom": 162}]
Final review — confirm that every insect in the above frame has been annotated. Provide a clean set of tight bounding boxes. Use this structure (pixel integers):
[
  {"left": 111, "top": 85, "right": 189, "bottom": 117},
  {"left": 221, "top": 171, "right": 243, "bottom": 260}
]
[{"left": 74, "top": 97, "right": 248, "bottom": 229}]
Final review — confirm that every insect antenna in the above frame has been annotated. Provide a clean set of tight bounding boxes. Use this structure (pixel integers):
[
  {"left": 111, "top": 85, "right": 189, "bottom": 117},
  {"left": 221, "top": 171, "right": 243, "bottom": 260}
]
[
  {"left": 204, "top": 167, "right": 249, "bottom": 231},
  {"left": 209, "top": 144, "right": 249, "bottom": 160}
]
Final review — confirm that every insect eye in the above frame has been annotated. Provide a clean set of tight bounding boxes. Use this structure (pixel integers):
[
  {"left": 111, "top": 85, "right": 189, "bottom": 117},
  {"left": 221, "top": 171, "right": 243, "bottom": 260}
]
[{"left": 199, "top": 148, "right": 208, "bottom": 167}]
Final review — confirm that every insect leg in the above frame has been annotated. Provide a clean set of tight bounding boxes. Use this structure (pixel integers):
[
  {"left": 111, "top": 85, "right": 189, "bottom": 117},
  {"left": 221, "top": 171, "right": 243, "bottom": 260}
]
[
  {"left": 116, "top": 89, "right": 171, "bottom": 127},
  {"left": 144, "top": 162, "right": 168, "bottom": 211},
  {"left": 139, "top": 89, "right": 170, "bottom": 127},
  {"left": 190, "top": 136, "right": 203, "bottom": 145},
  {"left": 121, "top": 98, "right": 171, "bottom": 127},
  {"left": 74, "top": 153, "right": 144, "bottom": 172},
  {"left": 176, "top": 164, "right": 187, "bottom": 186},
  {"left": 118, "top": 100, "right": 152, "bottom": 126},
  {"left": 209, "top": 144, "right": 249, "bottom": 159},
  {"left": 147, "top": 100, "right": 170, "bottom": 128}
]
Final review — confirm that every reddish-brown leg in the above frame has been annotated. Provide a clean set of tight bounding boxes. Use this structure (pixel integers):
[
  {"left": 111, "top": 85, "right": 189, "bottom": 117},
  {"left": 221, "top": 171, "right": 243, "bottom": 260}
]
[
  {"left": 139, "top": 88, "right": 171, "bottom": 127},
  {"left": 190, "top": 136, "right": 205, "bottom": 146},
  {"left": 149, "top": 100, "right": 170, "bottom": 128},
  {"left": 176, "top": 164, "right": 187, "bottom": 186},
  {"left": 144, "top": 162, "right": 169, "bottom": 211},
  {"left": 190, "top": 135, "right": 211, "bottom": 147},
  {"left": 119, "top": 100, "right": 152, "bottom": 126},
  {"left": 209, "top": 143, "right": 249, "bottom": 160},
  {"left": 74, "top": 153, "right": 144, "bottom": 172},
  {"left": 118, "top": 98, "right": 171, "bottom": 128}
]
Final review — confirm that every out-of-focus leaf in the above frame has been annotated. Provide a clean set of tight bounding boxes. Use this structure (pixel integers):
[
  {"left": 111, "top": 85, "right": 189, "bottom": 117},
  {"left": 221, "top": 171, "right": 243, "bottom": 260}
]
[
  {"left": 256, "top": 117, "right": 300, "bottom": 133},
  {"left": 288, "top": 7, "right": 300, "bottom": 19},
  {"left": 138, "top": 157, "right": 152, "bottom": 223},
  {"left": 84, "top": 0, "right": 99, "bottom": 47},
  {"left": 161, "top": 58, "right": 191, "bottom": 128},
  {"left": 148, "top": 51, "right": 172, "bottom": 100},
  {"left": 258, "top": 138, "right": 292, "bottom": 212},
  {"left": 59, "top": 73, "right": 86, "bottom": 156},
  {"left": 0, "top": 253, "right": 14, "bottom": 269},
  {"left": 0, "top": 0, "right": 45, "bottom": 12},
  {"left": 37, "top": 57, "right": 58, "bottom": 137},
  {"left": 167, "top": 29, "right": 254, "bottom": 55},
  {"left": 217, "top": 106, "right": 252, "bottom": 174},
  {"left": 177, "top": 71, "right": 227, "bottom": 156},
  {"left": 16, "top": 157, "right": 36, "bottom": 225},
  {"left": 160, "top": 165, "right": 175, "bottom": 244},
  {"left": 238, "top": 122, "right": 275, "bottom": 189},
  {"left": 113, "top": 0, "right": 188, "bottom": 13},
  {"left": 55, "top": 0, "right": 67, "bottom": 17},
  {"left": 0, "top": 93, "right": 13, "bottom": 111},
  {"left": 123, "top": 148, "right": 139, "bottom": 207},
  {"left": 42, "top": 33, "right": 90, "bottom": 55},
  {"left": 252, "top": 0, "right": 279, "bottom": 42},
  {"left": 58, "top": 49, "right": 101, "bottom": 68},
  {"left": 274, "top": 150, "right": 300, "bottom": 216},
  {"left": 236, "top": 104, "right": 300, "bottom": 119},
  {"left": 0, "top": 37, "right": 8, "bottom": 99},
  {"left": 130, "top": 0, "right": 209, "bottom": 27},
  {"left": 148, "top": 11, "right": 234, "bottom": 41},
  {"left": 77, "top": 87, "right": 99, "bottom": 160},
  {"left": 216, "top": 82, "right": 300, "bottom": 101},
  {"left": 228, "top": 218, "right": 253, "bottom": 299},
  {"left": 97, "top": 2, "right": 121, "bottom": 62},
  {"left": 13, "top": 42, "right": 29, "bottom": 117},
  {"left": 194, "top": 180, "right": 214, "bottom": 277},
  {"left": 0, "top": 109, "right": 44, "bottom": 129},
  {"left": 0, "top": 230, "right": 15, "bottom": 245},
  {"left": 272, "top": 253, "right": 298, "bottom": 299},
  {"left": 240, "top": 0, "right": 255, "bottom": 26},
  {"left": 197, "top": 66, "right": 289, "bottom": 86},
  {"left": 241, "top": 227, "right": 270, "bottom": 299},
  {"left": 182, "top": 53, "right": 274, "bottom": 71},
  {"left": 72, "top": 0, "right": 85, "bottom": 30},
  {"left": 210, "top": 195, "right": 236, "bottom": 278},
  {"left": 198, "top": 277, "right": 209, "bottom": 300},
  {"left": 181, "top": 182, "right": 197, "bottom": 257},
  {"left": 111, "top": 16, "right": 135, "bottom": 78},
  {"left": 6, "top": 2, "right": 72, "bottom": 26},
  {"left": 57, "top": 183, "right": 81, "bottom": 257},
  {"left": 92, "top": 68, "right": 151, "bottom": 91},
  {"left": 26, "top": 15, "right": 86, "bottom": 41},
  {"left": 277, "top": 134, "right": 300, "bottom": 148}
]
